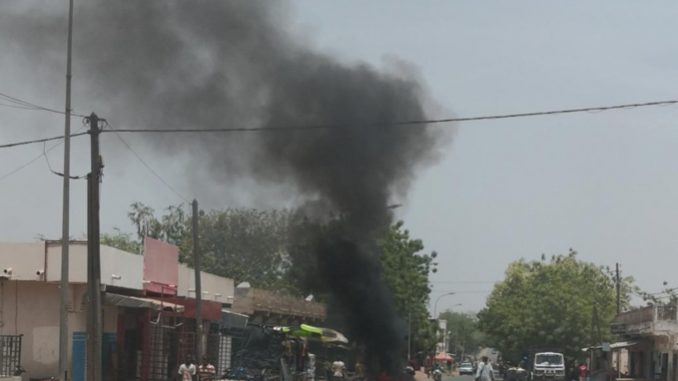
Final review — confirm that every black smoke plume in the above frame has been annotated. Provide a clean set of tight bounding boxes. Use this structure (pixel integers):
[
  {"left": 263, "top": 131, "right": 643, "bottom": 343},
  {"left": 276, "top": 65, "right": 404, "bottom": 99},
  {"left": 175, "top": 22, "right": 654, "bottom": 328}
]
[{"left": 0, "top": 1, "right": 448, "bottom": 375}]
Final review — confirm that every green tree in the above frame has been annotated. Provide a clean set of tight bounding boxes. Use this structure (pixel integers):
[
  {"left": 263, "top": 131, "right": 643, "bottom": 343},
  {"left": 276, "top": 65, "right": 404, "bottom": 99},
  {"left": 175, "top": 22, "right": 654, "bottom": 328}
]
[
  {"left": 122, "top": 202, "right": 296, "bottom": 290},
  {"left": 101, "top": 228, "right": 142, "bottom": 254},
  {"left": 439, "top": 311, "right": 484, "bottom": 359},
  {"left": 128, "top": 202, "right": 161, "bottom": 240},
  {"left": 477, "top": 250, "right": 631, "bottom": 363},
  {"left": 113, "top": 202, "right": 440, "bottom": 353},
  {"left": 379, "top": 221, "right": 438, "bottom": 353},
  {"left": 182, "top": 208, "right": 294, "bottom": 289}
]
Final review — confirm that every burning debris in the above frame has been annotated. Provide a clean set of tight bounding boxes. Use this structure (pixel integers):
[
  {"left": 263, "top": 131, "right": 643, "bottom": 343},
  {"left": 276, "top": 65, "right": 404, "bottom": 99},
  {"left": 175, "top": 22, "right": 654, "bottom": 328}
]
[{"left": 0, "top": 0, "right": 449, "bottom": 375}]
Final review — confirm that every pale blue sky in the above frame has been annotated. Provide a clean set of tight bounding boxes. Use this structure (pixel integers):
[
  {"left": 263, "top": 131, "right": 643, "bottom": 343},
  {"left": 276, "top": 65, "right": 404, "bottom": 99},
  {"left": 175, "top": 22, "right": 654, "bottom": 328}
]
[
  {"left": 291, "top": 1, "right": 678, "bottom": 312},
  {"left": 2, "top": 1, "right": 678, "bottom": 312}
]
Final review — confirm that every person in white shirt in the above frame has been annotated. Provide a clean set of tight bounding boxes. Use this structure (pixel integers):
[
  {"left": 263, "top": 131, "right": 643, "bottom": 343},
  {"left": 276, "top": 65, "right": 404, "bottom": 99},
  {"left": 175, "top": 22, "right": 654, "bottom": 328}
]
[
  {"left": 331, "top": 360, "right": 346, "bottom": 381},
  {"left": 178, "top": 356, "right": 197, "bottom": 381},
  {"left": 476, "top": 356, "right": 495, "bottom": 381}
]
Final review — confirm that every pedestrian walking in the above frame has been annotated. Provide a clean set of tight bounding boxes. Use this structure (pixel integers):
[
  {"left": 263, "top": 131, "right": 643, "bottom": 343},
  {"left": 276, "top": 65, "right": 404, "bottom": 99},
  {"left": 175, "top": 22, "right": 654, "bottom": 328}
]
[
  {"left": 578, "top": 362, "right": 588, "bottom": 381},
  {"left": 476, "top": 356, "right": 495, "bottom": 381},
  {"left": 178, "top": 356, "right": 197, "bottom": 381},
  {"left": 197, "top": 356, "right": 216, "bottom": 381}
]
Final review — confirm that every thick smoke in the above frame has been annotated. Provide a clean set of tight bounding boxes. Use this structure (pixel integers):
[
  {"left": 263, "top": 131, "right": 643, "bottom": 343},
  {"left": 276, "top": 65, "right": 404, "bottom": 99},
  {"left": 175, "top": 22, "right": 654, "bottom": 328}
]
[{"left": 0, "top": 1, "right": 447, "bottom": 375}]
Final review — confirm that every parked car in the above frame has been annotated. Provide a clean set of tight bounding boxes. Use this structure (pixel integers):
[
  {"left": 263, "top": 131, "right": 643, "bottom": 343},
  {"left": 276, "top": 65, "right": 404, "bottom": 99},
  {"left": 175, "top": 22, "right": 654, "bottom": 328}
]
[{"left": 459, "top": 362, "right": 475, "bottom": 375}]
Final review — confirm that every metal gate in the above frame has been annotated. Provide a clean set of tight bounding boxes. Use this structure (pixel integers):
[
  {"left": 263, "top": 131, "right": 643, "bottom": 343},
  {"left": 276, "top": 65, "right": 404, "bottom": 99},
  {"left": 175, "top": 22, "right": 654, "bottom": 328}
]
[
  {"left": 0, "top": 335, "right": 22, "bottom": 376},
  {"left": 207, "top": 333, "right": 232, "bottom": 376},
  {"left": 141, "top": 312, "right": 181, "bottom": 381}
]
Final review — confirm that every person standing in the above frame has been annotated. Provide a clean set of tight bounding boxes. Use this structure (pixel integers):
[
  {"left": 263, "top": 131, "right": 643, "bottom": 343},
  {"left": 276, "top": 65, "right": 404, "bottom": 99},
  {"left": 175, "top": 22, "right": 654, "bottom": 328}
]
[
  {"left": 178, "top": 356, "right": 197, "bottom": 381},
  {"left": 476, "top": 356, "right": 495, "bottom": 381},
  {"left": 197, "top": 356, "right": 216, "bottom": 381},
  {"left": 331, "top": 360, "right": 346, "bottom": 381},
  {"left": 578, "top": 362, "right": 589, "bottom": 381}
]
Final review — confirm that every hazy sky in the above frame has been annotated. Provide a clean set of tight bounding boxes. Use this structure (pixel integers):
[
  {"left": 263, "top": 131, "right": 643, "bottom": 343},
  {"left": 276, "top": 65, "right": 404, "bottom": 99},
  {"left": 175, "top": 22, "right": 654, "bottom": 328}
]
[{"left": 2, "top": 1, "right": 678, "bottom": 312}]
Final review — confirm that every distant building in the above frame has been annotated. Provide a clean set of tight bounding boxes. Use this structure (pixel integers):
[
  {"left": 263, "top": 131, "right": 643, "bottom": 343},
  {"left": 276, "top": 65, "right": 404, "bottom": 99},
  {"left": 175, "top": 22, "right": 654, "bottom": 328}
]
[
  {"left": 611, "top": 305, "right": 678, "bottom": 381},
  {"left": 0, "top": 238, "right": 325, "bottom": 381}
]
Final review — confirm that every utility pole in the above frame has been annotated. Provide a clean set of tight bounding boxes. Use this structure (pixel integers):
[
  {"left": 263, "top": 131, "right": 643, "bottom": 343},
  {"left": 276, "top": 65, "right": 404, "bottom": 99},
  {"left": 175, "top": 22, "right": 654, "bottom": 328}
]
[
  {"left": 86, "top": 113, "right": 103, "bottom": 381},
  {"left": 192, "top": 199, "right": 203, "bottom": 361},
  {"left": 58, "top": 1, "right": 74, "bottom": 380},
  {"left": 616, "top": 263, "right": 621, "bottom": 314}
]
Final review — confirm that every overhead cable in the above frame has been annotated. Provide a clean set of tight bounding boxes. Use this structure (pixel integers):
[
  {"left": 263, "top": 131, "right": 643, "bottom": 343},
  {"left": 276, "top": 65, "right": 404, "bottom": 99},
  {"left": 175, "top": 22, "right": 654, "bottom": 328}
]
[
  {"left": 0, "top": 126, "right": 89, "bottom": 181},
  {"left": 0, "top": 91, "right": 87, "bottom": 117},
  {"left": 42, "top": 141, "right": 87, "bottom": 180},
  {"left": 104, "top": 122, "right": 190, "bottom": 203},
  {"left": 106, "top": 99, "right": 678, "bottom": 134},
  {"left": 2, "top": 98, "right": 678, "bottom": 149},
  {"left": 0, "top": 131, "right": 89, "bottom": 149},
  {"left": 0, "top": 149, "right": 49, "bottom": 181}
]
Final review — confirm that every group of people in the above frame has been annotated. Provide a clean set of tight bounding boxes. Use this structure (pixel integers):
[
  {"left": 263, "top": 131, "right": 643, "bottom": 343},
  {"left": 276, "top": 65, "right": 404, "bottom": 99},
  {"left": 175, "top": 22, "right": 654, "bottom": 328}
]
[{"left": 177, "top": 355, "right": 217, "bottom": 381}]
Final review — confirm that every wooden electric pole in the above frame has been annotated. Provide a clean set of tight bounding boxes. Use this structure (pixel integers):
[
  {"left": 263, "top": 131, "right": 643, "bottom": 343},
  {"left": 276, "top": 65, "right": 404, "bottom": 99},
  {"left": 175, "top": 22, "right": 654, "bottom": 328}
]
[
  {"left": 86, "top": 113, "right": 103, "bottom": 381},
  {"left": 192, "top": 199, "right": 203, "bottom": 361}
]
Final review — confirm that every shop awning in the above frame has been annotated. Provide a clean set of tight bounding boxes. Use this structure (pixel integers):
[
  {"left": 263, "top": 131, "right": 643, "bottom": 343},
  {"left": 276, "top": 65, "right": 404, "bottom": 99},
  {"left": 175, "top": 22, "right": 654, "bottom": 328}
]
[
  {"left": 275, "top": 324, "right": 349, "bottom": 344},
  {"left": 582, "top": 341, "right": 637, "bottom": 352},
  {"left": 104, "top": 293, "right": 184, "bottom": 312},
  {"left": 220, "top": 309, "right": 249, "bottom": 329},
  {"left": 435, "top": 352, "right": 453, "bottom": 361},
  {"left": 610, "top": 341, "right": 637, "bottom": 349}
]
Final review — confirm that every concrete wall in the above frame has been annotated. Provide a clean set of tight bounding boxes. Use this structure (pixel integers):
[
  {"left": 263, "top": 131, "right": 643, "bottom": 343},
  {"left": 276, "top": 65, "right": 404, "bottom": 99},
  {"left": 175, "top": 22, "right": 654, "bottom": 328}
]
[
  {"left": 0, "top": 281, "right": 118, "bottom": 379},
  {"left": 101, "top": 246, "right": 143, "bottom": 289},
  {"left": 177, "top": 264, "right": 234, "bottom": 303},
  {"left": 1, "top": 281, "right": 76, "bottom": 378},
  {"left": 45, "top": 242, "right": 144, "bottom": 289},
  {"left": 0, "top": 242, "right": 46, "bottom": 281},
  {"left": 45, "top": 241, "right": 87, "bottom": 283}
]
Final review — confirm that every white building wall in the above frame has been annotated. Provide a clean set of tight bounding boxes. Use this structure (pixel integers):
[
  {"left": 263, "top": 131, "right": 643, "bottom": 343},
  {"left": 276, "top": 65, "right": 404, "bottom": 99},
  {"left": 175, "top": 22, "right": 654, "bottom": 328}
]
[
  {"left": 45, "top": 242, "right": 144, "bottom": 289},
  {"left": 0, "top": 242, "right": 46, "bottom": 281},
  {"left": 0, "top": 281, "right": 96, "bottom": 378},
  {"left": 45, "top": 241, "right": 87, "bottom": 283},
  {"left": 177, "top": 264, "right": 234, "bottom": 303},
  {"left": 101, "top": 245, "right": 143, "bottom": 289}
]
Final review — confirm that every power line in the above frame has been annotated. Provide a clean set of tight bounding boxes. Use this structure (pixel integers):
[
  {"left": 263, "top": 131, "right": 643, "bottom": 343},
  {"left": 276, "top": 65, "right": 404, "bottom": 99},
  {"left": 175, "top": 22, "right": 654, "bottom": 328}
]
[
  {"left": 2, "top": 98, "right": 678, "bottom": 149},
  {"left": 105, "top": 123, "right": 190, "bottom": 203},
  {"left": 0, "top": 126, "right": 89, "bottom": 182},
  {"left": 42, "top": 141, "right": 87, "bottom": 180},
  {"left": 0, "top": 131, "right": 89, "bottom": 149},
  {"left": 0, "top": 148, "right": 50, "bottom": 181},
  {"left": 106, "top": 99, "right": 678, "bottom": 134},
  {"left": 0, "top": 91, "right": 87, "bottom": 117}
]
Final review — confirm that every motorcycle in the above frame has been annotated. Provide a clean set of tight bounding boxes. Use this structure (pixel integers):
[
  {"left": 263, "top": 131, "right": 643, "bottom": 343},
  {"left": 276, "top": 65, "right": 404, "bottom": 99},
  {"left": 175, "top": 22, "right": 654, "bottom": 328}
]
[{"left": 401, "top": 366, "right": 416, "bottom": 381}]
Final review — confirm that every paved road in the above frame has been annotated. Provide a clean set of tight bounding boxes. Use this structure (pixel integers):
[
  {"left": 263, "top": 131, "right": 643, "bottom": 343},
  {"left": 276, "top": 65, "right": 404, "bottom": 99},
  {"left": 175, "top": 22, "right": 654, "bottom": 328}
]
[
  {"left": 447, "top": 376, "right": 474, "bottom": 381},
  {"left": 415, "top": 373, "right": 474, "bottom": 381}
]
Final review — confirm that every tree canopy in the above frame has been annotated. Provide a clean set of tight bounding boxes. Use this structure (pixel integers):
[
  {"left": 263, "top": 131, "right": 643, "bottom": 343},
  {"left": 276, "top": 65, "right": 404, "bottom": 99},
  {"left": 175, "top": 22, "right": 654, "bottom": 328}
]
[
  {"left": 379, "top": 221, "right": 439, "bottom": 353},
  {"left": 105, "top": 203, "right": 438, "bottom": 354},
  {"left": 477, "top": 250, "right": 632, "bottom": 363},
  {"left": 438, "top": 310, "right": 485, "bottom": 360}
]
